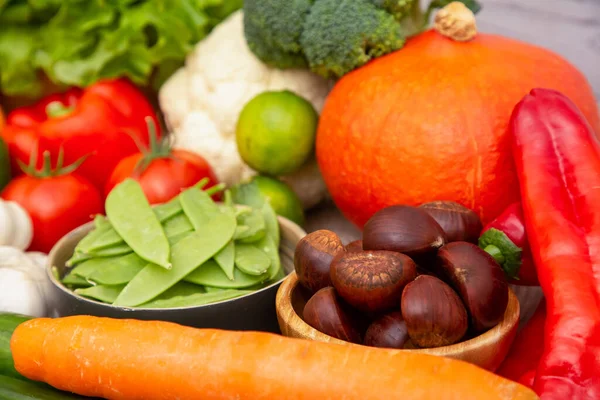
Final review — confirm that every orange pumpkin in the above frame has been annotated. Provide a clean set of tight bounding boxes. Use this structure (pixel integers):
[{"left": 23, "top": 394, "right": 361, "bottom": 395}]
[{"left": 316, "top": 29, "right": 600, "bottom": 228}]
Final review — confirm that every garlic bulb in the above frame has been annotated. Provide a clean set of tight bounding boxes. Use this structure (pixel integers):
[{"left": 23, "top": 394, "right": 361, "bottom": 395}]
[{"left": 0, "top": 200, "right": 33, "bottom": 250}]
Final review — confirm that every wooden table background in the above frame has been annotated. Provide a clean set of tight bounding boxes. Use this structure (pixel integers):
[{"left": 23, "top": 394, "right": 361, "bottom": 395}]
[{"left": 306, "top": 0, "right": 600, "bottom": 324}]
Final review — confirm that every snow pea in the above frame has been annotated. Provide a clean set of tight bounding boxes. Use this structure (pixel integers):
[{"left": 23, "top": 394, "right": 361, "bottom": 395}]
[
  {"left": 62, "top": 272, "right": 92, "bottom": 288},
  {"left": 74, "top": 217, "right": 113, "bottom": 255},
  {"left": 149, "top": 281, "right": 205, "bottom": 300},
  {"left": 66, "top": 250, "right": 93, "bottom": 267},
  {"left": 87, "top": 253, "right": 147, "bottom": 285},
  {"left": 87, "top": 243, "right": 133, "bottom": 258},
  {"left": 262, "top": 201, "right": 280, "bottom": 247},
  {"left": 140, "top": 289, "right": 252, "bottom": 309},
  {"left": 214, "top": 241, "right": 235, "bottom": 280},
  {"left": 105, "top": 179, "right": 171, "bottom": 269},
  {"left": 163, "top": 213, "right": 193, "bottom": 238},
  {"left": 75, "top": 284, "right": 125, "bottom": 303},
  {"left": 153, "top": 201, "right": 181, "bottom": 224},
  {"left": 69, "top": 256, "right": 122, "bottom": 279},
  {"left": 85, "top": 227, "right": 123, "bottom": 252},
  {"left": 179, "top": 188, "right": 220, "bottom": 230},
  {"left": 184, "top": 260, "right": 268, "bottom": 289},
  {"left": 204, "top": 286, "right": 226, "bottom": 293},
  {"left": 234, "top": 244, "right": 271, "bottom": 276},
  {"left": 113, "top": 211, "right": 236, "bottom": 307},
  {"left": 255, "top": 234, "right": 281, "bottom": 280},
  {"left": 235, "top": 208, "right": 266, "bottom": 243},
  {"left": 233, "top": 225, "right": 250, "bottom": 240},
  {"left": 168, "top": 231, "right": 192, "bottom": 246}
]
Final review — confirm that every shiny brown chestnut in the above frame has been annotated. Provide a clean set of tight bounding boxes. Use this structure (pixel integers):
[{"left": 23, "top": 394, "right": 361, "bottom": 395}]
[
  {"left": 436, "top": 241, "right": 509, "bottom": 332},
  {"left": 363, "top": 205, "right": 448, "bottom": 257},
  {"left": 401, "top": 275, "right": 468, "bottom": 348},
  {"left": 419, "top": 201, "right": 483, "bottom": 243},
  {"left": 303, "top": 287, "right": 362, "bottom": 343},
  {"left": 345, "top": 240, "right": 363, "bottom": 253},
  {"left": 294, "top": 230, "right": 345, "bottom": 293},
  {"left": 364, "top": 311, "right": 409, "bottom": 349},
  {"left": 330, "top": 250, "right": 417, "bottom": 313}
]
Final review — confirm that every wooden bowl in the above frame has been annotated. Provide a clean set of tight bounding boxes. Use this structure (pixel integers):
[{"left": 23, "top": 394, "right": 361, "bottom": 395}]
[
  {"left": 276, "top": 272, "right": 520, "bottom": 371},
  {"left": 47, "top": 216, "right": 306, "bottom": 333}
]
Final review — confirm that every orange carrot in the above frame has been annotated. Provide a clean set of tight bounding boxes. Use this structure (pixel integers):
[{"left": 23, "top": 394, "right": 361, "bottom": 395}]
[{"left": 11, "top": 316, "right": 539, "bottom": 400}]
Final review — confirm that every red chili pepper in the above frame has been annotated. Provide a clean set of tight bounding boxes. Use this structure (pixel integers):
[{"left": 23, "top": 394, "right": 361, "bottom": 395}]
[
  {"left": 511, "top": 88, "right": 600, "bottom": 399},
  {"left": 0, "top": 78, "right": 159, "bottom": 190},
  {"left": 478, "top": 202, "right": 539, "bottom": 285},
  {"left": 496, "top": 299, "right": 546, "bottom": 382}
]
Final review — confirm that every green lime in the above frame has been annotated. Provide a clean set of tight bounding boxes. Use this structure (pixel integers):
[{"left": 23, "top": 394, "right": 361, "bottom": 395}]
[
  {"left": 252, "top": 176, "right": 305, "bottom": 226},
  {"left": 0, "top": 137, "right": 10, "bottom": 191},
  {"left": 236, "top": 90, "right": 318, "bottom": 176}
]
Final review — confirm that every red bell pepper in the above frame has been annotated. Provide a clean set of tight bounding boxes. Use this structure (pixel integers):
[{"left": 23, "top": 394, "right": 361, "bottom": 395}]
[
  {"left": 511, "top": 88, "right": 600, "bottom": 399},
  {"left": 478, "top": 202, "right": 539, "bottom": 285},
  {"left": 0, "top": 78, "right": 160, "bottom": 190},
  {"left": 496, "top": 299, "right": 546, "bottom": 383}
]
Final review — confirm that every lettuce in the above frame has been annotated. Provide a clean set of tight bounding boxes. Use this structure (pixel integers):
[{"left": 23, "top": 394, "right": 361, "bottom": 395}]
[{"left": 0, "top": 0, "right": 242, "bottom": 98}]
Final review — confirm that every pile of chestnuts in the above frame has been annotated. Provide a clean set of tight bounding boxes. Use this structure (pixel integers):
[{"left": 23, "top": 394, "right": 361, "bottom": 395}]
[{"left": 294, "top": 201, "right": 509, "bottom": 349}]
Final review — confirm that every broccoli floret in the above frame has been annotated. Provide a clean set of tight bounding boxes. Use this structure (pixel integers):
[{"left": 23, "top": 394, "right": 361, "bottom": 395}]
[
  {"left": 300, "top": 0, "right": 405, "bottom": 79},
  {"left": 371, "top": 0, "right": 417, "bottom": 20},
  {"left": 243, "top": 0, "right": 312, "bottom": 69}
]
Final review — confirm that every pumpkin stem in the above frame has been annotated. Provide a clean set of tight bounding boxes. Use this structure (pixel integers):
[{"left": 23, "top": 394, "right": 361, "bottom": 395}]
[{"left": 434, "top": 2, "right": 477, "bottom": 42}]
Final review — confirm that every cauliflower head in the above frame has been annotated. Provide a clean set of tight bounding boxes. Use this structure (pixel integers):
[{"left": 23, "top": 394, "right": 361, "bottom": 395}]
[{"left": 159, "top": 10, "right": 331, "bottom": 209}]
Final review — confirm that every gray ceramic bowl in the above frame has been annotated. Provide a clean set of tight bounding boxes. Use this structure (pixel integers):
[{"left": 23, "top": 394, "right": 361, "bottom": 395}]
[{"left": 47, "top": 216, "right": 306, "bottom": 333}]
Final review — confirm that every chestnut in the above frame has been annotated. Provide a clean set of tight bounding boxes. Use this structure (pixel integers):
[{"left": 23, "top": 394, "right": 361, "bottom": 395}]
[
  {"left": 401, "top": 275, "right": 468, "bottom": 348},
  {"left": 419, "top": 201, "right": 483, "bottom": 243},
  {"left": 437, "top": 241, "right": 509, "bottom": 332},
  {"left": 294, "top": 230, "right": 345, "bottom": 293},
  {"left": 363, "top": 205, "right": 447, "bottom": 257},
  {"left": 345, "top": 240, "right": 363, "bottom": 253},
  {"left": 303, "top": 287, "right": 362, "bottom": 343},
  {"left": 330, "top": 250, "right": 417, "bottom": 313},
  {"left": 364, "top": 311, "right": 409, "bottom": 349}
]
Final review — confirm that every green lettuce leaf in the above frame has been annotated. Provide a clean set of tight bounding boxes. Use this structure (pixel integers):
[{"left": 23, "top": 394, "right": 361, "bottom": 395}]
[{"left": 0, "top": 0, "right": 241, "bottom": 98}]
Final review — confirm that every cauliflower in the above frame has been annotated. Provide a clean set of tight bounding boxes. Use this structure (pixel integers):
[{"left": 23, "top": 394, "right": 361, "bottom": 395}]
[{"left": 159, "top": 10, "right": 332, "bottom": 209}]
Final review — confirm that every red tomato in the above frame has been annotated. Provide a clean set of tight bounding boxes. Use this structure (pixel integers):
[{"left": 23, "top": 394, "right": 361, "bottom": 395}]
[
  {"left": 105, "top": 149, "right": 221, "bottom": 204},
  {"left": 2, "top": 174, "right": 103, "bottom": 253}
]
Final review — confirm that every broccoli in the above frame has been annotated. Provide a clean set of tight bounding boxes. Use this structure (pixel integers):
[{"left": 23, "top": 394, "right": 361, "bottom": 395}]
[
  {"left": 243, "top": 0, "right": 481, "bottom": 79},
  {"left": 243, "top": 0, "right": 312, "bottom": 69},
  {"left": 300, "top": 0, "right": 405, "bottom": 79}
]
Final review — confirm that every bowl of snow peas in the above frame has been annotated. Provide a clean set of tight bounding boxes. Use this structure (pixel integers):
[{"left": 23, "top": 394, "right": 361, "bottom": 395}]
[{"left": 46, "top": 178, "right": 306, "bottom": 333}]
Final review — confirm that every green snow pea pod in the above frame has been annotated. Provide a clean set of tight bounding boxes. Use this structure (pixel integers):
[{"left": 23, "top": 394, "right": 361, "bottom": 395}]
[
  {"left": 88, "top": 243, "right": 133, "bottom": 258},
  {"left": 163, "top": 213, "right": 193, "bottom": 238},
  {"left": 87, "top": 253, "right": 148, "bottom": 285},
  {"left": 204, "top": 286, "right": 226, "bottom": 293},
  {"left": 179, "top": 188, "right": 220, "bottom": 230},
  {"left": 69, "top": 256, "right": 123, "bottom": 279},
  {"left": 234, "top": 208, "right": 266, "bottom": 243},
  {"left": 85, "top": 227, "right": 123, "bottom": 252},
  {"left": 113, "top": 211, "right": 236, "bottom": 307},
  {"left": 168, "top": 231, "right": 193, "bottom": 246},
  {"left": 153, "top": 198, "right": 183, "bottom": 223},
  {"left": 262, "top": 201, "right": 280, "bottom": 247},
  {"left": 233, "top": 225, "right": 250, "bottom": 240},
  {"left": 62, "top": 272, "right": 92, "bottom": 288},
  {"left": 74, "top": 217, "right": 113, "bottom": 255},
  {"left": 66, "top": 250, "right": 93, "bottom": 267},
  {"left": 148, "top": 281, "right": 205, "bottom": 301},
  {"left": 234, "top": 244, "right": 271, "bottom": 276},
  {"left": 255, "top": 234, "right": 281, "bottom": 280},
  {"left": 105, "top": 179, "right": 171, "bottom": 269},
  {"left": 75, "top": 284, "right": 126, "bottom": 303},
  {"left": 184, "top": 260, "right": 268, "bottom": 289},
  {"left": 141, "top": 289, "right": 252, "bottom": 309},
  {"left": 214, "top": 241, "right": 235, "bottom": 280}
]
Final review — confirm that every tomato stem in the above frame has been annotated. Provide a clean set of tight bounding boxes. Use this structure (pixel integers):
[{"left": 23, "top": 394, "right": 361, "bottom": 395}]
[
  {"left": 131, "top": 117, "right": 173, "bottom": 176},
  {"left": 46, "top": 101, "right": 75, "bottom": 118},
  {"left": 17, "top": 146, "right": 90, "bottom": 178}
]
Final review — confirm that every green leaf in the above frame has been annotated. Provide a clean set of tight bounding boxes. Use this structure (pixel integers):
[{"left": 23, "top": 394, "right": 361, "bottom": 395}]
[{"left": 0, "top": 0, "right": 242, "bottom": 97}]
